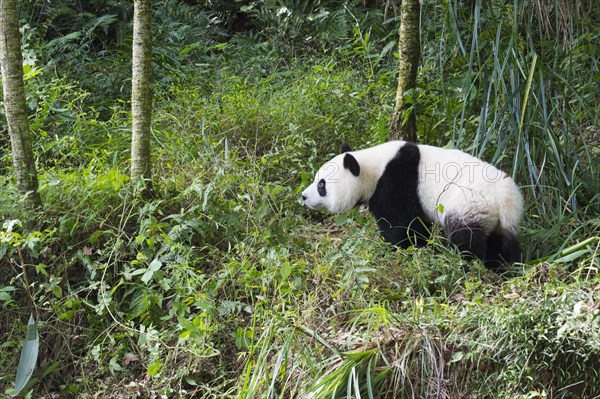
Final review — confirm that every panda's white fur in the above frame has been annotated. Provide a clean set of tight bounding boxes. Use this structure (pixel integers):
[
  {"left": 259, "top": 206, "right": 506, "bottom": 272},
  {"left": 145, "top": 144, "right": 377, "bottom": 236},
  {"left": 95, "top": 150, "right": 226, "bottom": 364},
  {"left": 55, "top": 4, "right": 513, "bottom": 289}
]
[{"left": 302, "top": 141, "right": 524, "bottom": 267}]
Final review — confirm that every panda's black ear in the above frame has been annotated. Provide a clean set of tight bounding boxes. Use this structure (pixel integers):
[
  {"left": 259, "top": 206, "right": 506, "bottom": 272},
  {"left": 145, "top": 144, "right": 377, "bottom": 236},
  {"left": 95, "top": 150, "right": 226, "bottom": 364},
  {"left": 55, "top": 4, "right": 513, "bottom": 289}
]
[
  {"left": 341, "top": 142, "right": 352, "bottom": 153},
  {"left": 343, "top": 153, "right": 360, "bottom": 177}
]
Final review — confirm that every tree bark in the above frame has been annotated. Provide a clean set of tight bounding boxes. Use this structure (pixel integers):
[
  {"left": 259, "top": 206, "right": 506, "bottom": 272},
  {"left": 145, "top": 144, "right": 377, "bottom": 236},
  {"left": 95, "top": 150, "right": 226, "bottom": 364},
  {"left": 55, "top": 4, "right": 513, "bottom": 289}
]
[
  {"left": 389, "top": 0, "right": 421, "bottom": 143},
  {"left": 0, "top": 0, "right": 42, "bottom": 208},
  {"left": 130, "top": 0, "right": 153, "bottom": 190}
]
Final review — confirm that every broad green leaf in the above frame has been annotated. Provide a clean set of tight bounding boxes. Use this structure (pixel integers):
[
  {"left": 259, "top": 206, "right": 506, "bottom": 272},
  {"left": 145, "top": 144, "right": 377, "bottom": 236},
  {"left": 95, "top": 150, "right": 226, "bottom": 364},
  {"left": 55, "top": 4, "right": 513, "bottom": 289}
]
[
  {"left": 450, "top": 351, "right": 464, "bottom": 363},
  {"left": 280, "top": 262, "right": 292, "bottom": 280},
  {"left": 141, "top": 259, "right": 162, "bottom": 284},
  {"left": 52, "top": 285, "right": 63, "bottom": 298},
  {"left": 3, "top": 219, "right": 21, "bottom": 232},
  {"left": 147, "top": 360, "right": 162, "bottom": 377}
]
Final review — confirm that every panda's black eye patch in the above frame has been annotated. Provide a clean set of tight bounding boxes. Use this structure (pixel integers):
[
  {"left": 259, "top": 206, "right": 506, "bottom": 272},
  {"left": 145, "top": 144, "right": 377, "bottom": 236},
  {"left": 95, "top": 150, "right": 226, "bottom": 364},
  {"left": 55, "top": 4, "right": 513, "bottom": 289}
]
[{"left": 317, "top": 179, "right": 327, "bottom": 197}]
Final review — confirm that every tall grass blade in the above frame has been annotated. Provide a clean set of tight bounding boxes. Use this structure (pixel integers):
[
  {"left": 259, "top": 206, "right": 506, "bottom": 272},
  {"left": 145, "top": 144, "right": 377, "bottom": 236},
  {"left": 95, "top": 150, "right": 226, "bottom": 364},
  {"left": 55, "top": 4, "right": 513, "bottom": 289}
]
[
  {"left": 267, "top": 332, "right": 295, "bottom": 399},
  {"left": 513, "top": 52, "right": 537, "bottom": 179},
  {"left": 295, "top": 323, "right": 343, "bottom": 357},
  {"left": 446, "top": 0, "right": 465, "bottom": 56}
]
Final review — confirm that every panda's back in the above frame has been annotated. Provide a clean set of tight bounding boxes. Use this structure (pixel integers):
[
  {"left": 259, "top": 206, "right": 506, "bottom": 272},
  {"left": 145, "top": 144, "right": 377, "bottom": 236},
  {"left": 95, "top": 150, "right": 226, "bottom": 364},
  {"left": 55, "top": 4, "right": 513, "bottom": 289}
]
[{"left": 414, "top": 144, "right": 522, "bottom": 233}]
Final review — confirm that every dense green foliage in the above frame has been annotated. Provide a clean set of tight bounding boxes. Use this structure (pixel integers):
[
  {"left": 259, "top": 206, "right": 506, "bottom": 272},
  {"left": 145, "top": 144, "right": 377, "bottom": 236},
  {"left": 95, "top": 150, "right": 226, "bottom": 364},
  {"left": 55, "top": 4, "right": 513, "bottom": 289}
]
[{"left": 1, "top": 0, "right": 598, "bottom": 398}]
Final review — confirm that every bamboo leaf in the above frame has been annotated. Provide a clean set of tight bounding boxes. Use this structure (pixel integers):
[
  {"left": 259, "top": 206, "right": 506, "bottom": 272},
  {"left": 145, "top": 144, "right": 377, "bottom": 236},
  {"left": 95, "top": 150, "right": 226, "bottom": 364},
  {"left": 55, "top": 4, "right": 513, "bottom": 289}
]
[
  {"left": 554, "top": 249, "right": 591, "bottom": 263},
  {"left": 12, "top": 314, "right": 39, "bottom": 397},
  {"left": 528, "top": 237, "right": 600, "bottom": 264}
]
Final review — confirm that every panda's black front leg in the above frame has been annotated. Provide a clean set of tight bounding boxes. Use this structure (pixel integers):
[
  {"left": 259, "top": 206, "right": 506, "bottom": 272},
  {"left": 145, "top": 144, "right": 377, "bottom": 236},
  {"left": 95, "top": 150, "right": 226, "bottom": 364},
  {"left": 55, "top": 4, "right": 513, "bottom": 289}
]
[
  {"left": 368, "top": 144, "right": 430, "bottom": 249},
  {"left": 376, "top": 218, "right": 411, "bottom": 248},
  {"left": 376, "top": 216, "right": 430, "bottom": 248}
]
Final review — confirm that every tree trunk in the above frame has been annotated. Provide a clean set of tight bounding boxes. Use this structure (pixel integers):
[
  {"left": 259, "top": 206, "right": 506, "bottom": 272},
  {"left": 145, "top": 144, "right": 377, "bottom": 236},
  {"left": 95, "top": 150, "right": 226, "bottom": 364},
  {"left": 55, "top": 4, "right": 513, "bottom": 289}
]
[
  {"left": 130, "top": 0, "right": 153, "bottom": 190},
  {"left": 389, "top": 0, "right": 421, "bottom": 143},
  {"left": 0, "top": 0, "right": 42, "bottom": 208}
]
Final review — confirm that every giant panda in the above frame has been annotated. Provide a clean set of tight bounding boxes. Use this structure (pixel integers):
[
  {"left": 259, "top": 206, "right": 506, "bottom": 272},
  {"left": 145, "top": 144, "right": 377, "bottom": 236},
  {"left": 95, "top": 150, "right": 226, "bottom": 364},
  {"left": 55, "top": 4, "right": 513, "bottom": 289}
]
[{"left": 301, "top": 141, "right": 524, "bottom": 268}]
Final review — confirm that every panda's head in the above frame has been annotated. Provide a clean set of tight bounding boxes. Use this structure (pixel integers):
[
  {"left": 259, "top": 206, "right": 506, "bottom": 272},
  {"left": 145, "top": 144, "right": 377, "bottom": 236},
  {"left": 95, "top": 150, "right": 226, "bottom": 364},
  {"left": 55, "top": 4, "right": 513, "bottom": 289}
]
[{"left": 301, "top": 148, "right": 362, "bottom": 214}]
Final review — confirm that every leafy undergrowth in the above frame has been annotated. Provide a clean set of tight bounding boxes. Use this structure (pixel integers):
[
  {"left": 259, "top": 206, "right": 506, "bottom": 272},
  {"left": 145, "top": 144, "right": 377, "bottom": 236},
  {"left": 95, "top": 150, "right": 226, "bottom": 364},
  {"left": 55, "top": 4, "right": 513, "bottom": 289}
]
[{"left": 1, "top": 139, "right": 598, "bottom": 398}]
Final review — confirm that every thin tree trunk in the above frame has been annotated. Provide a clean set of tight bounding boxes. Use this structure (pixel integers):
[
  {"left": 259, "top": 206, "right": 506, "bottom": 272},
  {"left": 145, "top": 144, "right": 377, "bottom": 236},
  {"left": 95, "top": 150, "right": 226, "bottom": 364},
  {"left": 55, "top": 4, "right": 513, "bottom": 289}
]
[
  {"left": 0, "top": 0, "right": 42, "bottom": 208},
  {"left": 130, "top": 0, "right": 153, "bottom": 190},
  {"left": 389, "top": 0, "right": 421, "bottom": 143}
]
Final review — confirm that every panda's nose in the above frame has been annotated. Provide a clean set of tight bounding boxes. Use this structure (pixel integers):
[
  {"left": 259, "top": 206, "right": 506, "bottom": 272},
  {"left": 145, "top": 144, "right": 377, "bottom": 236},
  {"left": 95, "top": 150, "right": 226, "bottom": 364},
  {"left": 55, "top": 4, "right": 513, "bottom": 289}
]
[{"left": 302, "top": 195, "right": 307, "bottom": 201}]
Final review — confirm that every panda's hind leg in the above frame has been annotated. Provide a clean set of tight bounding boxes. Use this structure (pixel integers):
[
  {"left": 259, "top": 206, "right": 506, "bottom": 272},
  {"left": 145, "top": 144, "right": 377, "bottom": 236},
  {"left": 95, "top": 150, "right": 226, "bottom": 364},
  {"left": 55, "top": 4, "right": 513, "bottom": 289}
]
[
  {"left": 485, "top": 230, "right": 523, "bottom": 269},
  {"left": 445, "top": 216, "right": 487, "bottom": 261}
]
